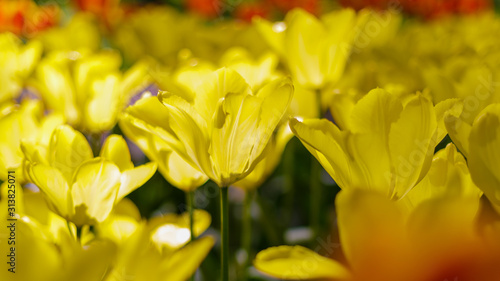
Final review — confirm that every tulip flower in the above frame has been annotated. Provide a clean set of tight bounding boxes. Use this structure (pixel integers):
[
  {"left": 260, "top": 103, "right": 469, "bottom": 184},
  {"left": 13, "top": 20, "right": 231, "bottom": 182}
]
[
  {"left": 120, "top": 95, "right": 208, "bottom": 192},
  {"left": 113, "top": 6, "right": 187, "bottom": 65},
  {"left": 0, "top": 100, "right": 64, "bottom": 183},
  {"left": 104, "top": 223, "right": 214, "bottom": 281},
  {"left": 22, "top": 125, "right": 157, "bottom": 226},
  {"left": 142, "top": 68, "right": 293, "bottom": 188},
  {"left": 35, "top": 13, "right": 100, "bottom": 52},
  {"left": 255, "top": 142, "right": 490, "bottom": 280},
  {"left": 0, "top": 181, "right": 212, "bottom": 281},
  {"left": 128, "top": 67, "right": 292, "bottom": 280},
  {"left": 443, "top": 66, "right": 500, "bottom": 157},
  {"left": 96, "top": 196, "right": 214, "bottom": 281},
  {"left": 468, "top": 104, "right": 500, "bottom": 213},
  {"left": 255, "top": 185, "right": 495, "bottom": 281},
  {"left": 120, "top": 94, "right": 208, "bottom": 262},
  {"left": 0, "top": 32, "right": 42, "bottom": 103},
  {"left": 0, "top": 183, "right": 117, "bottom": 281},
  {"left": 218, "top": 47, "right": 280, "bottom": 90},
  {"left": 254, "top": 8, "right": 370, "bottom": 89},
  {"left": 0, "top": 215, "right": 117, "bottom": 281},
  {"left": 290, "top": 88, "right": 444, "bottom": 199},
  {"left": 400, "top": 143, "right": 482, "bottom": 212},
  {"left": 29, "top": 50, "right": 150, "bottom": 133}
]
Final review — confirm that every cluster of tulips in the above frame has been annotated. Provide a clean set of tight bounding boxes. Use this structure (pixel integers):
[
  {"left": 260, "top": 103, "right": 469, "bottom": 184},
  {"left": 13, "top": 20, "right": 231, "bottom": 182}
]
[{"left": 1, "top": 2, "right": 500, "bottom": 281}]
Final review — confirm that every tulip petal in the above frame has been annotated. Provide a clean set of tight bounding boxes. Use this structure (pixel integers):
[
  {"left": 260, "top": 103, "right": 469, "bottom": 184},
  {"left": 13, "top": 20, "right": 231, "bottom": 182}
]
[
  {"left": 100, "top": 134, "right": 134, "bottom": 171},
  {"left": 0, "top": 217, "right": 62, "bottom": 281},
  {"left": 256, "top": 77, "right": 294, "bottom": 144},
  {"left": 336, "top": 189, "right": 408, "bottom": 279},
  {"left": 211, "top": 92, "right": 261, "bottom": 184},
  {"left": 150, "top": 210, "right": 212, "bottom": 250},
  {"left": 159, "top": 236, "right": 215, "bottom": 281},
  {"left": 402, "top": 143, "right": 482, "bottom": 212},
  {"left": 407, "top": 196, "right": 480, "bottom": 260},
  {"left": 285, "top": 9, "right": 327, "bottom": 88},
  {"left": 30, "top": 164, "right": 73, "bottom": 219},
  {"left": 33, "top": 57, "right": 80, "bottom": 124},
  {"left": 220, "top": 48, "right": 279, "bottom": 90},
  {"left": 253, "top": 17, "right": 286, "bottom": 57},
  {"left": 445, "top": 114, "right": 471, "bottom": 157},
  {"left": 434, "top": 98, "right": 462, "bottom": 142},
  {"left": 71, "top": 158, "right": 121, "bottom": 225},
  {"left": 350, "top": 88, "right": 402, "bottom": 136},
  {"left": 254, "top": 245, "right": 350, "bottom": 280},
  {"left": 162, "top": 150, "right": 208, "bottom": 191},
  {"left": 469, "top": 104, "right": 500, "bottom": 207},
  {"left": 389, "top": 94, "right": 437, "bottom": 199},
  {"left": 195, "top": 68, "right": 252, "bottom": 122},
  {"left": 290, "top": 118, "right": 352, "bottom": 188},
  {"left": 158, "top": 93, "right": 214, "bottom": 180},
  {"left": 120, "top": 112, "right": 207, "bottom": 191},
  {"left": 85, "top": 74, "right": 121, "bottom": 132},
  {"left": 49, "top": 125, "right": 93, "bottom": 183},
  {"left": 56, "top": 241, "right": 117, "bottom": 281},
  {"left": 117, "top": 162, "right": 157, "bottom": 202}
]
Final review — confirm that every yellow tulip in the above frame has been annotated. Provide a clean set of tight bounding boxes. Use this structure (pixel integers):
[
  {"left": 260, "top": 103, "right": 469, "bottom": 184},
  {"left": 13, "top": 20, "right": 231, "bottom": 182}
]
[
  {"left": 113, "top": 6, "right": 186, "bottom": 65},
  {"left": 0, "top": 100, "right": 64, "bottom": 182},
  {"left": 444, "top": 68, "right": 500, "bottom": 157},
  {"left": 255, "top": 187, "right": 495, "bottom": 281},
  {"left": 400, "top": 143, "right": 482, "bottom": 212},
  {"left": 104, "top": 222, "right": 214, "bottom": 281},
  {"left": 0, "top": 183, "right": 116, "bottom": 281},
  {"left": 0, "top": 32, "right": 42, "bottom": 103},
  {"left": 254, "top": 8, "right": 370, "bottom": 89},
  {"left": 468, "top": 104, "right": 500, "bottom": 213},
  {"left": 22, "top": 125, "right": 157, "bottom": 226},
  {"left": 149, "top": 209, "right": 212, "bottom": 252},
  {"left": 0, "top": 180, "right": 211, "bottom": 281},
  {"left": 120, "top": 95, "right": 208, "bottom": 192},
  {"left": 132, "top": 68, "right": 293, "bottom": 187},
  {"left": 151, "top": 49, "right": 315, "bottom": 191},
  {"left": 233, "top": 125, "right": 291, "bottom": 190},
  {"left": 255, "top": 245, "right": 351, "bottom": 280},
  {"left": 218, "top": 47, "right": 280, "bottom": 90},
  {"left": 154, "top": 47, "right": 281, "bottom": 93},
  {"left": 97, "top": 196, "right": 211, "bottom": 250},
  {"left": 36, "top": 13, "right": 101, "bottom": 53},
  {"left": 290, "top": 88, "right": 441, "bottom": 199},
  {"left": 0, "top": 215, "right": 117, "bottom": 281},
  {"left": 255, "top": 138, "right": 490, "bottom": 280},
  {"left": 30, "top": 50, "right": 150, "bottom": 133},
  {"left": 96, "top": 198, "right": 142, "bottom": 244}
]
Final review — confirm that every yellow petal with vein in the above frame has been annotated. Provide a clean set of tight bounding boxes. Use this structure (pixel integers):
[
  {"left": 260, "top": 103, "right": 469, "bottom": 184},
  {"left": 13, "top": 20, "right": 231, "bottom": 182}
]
[{"left": 254, "top": 245, "right": 350, "bottom": 280}]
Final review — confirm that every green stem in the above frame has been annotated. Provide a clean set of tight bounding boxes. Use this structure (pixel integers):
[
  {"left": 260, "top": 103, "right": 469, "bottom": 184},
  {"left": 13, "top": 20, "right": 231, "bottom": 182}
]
[
  {"left": 310, "top": 159, "right": 322, "bottom": 243},
  {"left": 89, "top": 133, "right": 102, "bottom": 157},
  {"left": 67, "top": 221, "right": 74, "bottom": 240},
  {"left": 241, "top": 189, "right": 254, "bottom": 281},
  {"left": 187, "top": 190, "right": 195, "bottom": 241},
  {"left": 187, "top": 190, "right": 196, "bottom": 281},
  {"left": 283, "top": 140, "right": 296, "bottom": 228},
  {"left": 220, "top": 187, "right": 229, "bottom": 281}
]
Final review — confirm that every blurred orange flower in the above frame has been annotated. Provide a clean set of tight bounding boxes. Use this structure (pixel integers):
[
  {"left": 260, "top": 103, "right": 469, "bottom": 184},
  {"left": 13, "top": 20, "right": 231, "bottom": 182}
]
[
  {"left": 0, "top": 0, "right": 59, "bottom": 38},
  {"left": 269, "top": 0, "right": 319, "bottom": 15},
  {"left": 73, "top": 0, "right": 123, "bottom": 28},
  {"left": 234, "top": 2, "right": 269, "bottom": 22},
  {"left": 186, "top": 0, "right": 222, "bottom": 18}
]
